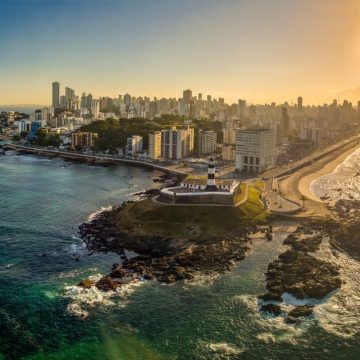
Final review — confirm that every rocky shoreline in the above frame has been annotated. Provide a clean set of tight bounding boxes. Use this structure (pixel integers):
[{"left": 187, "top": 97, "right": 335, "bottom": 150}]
[
  {"left": 77, "top": 197, "right": 271, "bottom": 291},
  {"left": 330, "top": 199, "right": 360, "bottom": 260},
  {"left": 74, "top": 187, "right": 357, "bottom": 324},
  {"left": 258, "top": 220, "right": 342, "bottom": 323}
]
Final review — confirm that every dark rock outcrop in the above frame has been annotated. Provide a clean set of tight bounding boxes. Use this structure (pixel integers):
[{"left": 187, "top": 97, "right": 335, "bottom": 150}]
[
  {"left": 288, "top": 305, "right": 314, "bottom": 318},
  {"left": 260, "top": 304, "right": 282, "bottom": 316}
]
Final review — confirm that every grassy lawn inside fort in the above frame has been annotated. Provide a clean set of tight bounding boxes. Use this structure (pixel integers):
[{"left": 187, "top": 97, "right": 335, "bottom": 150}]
[{"left": 108, "top": 183, "right": 267, "bottom": 241}]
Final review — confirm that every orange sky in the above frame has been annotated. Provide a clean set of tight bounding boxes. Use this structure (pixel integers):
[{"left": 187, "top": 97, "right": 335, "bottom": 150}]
[{"left": 1, "top": 0, "right": 360, "bottom": 106}]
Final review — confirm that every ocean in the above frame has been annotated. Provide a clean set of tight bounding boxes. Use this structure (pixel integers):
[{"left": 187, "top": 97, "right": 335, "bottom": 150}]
[
  {"left": 0, "top": 146, "right": 359, "bottom": 360},
  {"left": 310, "top": 148, "right": 360, "bottom": 202}
]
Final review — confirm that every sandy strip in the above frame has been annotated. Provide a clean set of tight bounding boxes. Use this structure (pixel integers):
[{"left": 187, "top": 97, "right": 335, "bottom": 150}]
[
  {"left": 280, "top": 139, "right": 360, "bottom": 217},
  {"left": 298, "top": 144, "right": 360, "bottom": 203}
]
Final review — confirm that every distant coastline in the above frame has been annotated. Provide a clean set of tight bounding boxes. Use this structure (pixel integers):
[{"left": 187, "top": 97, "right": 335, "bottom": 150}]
[{"left": 0, "top": 105, "right": 46, "bottom": 114}]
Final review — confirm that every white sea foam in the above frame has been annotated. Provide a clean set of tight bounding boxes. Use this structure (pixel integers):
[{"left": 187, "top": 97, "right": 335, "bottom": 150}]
[
  {"left": 88, "top": 205, "right": 114, "bottom": 222},
  {"left": 231, "top": 294, "right": 311, "bottom": 344},
  {"left": 196, "top": 340, "right": 245, "bottom": 358},
  {"left": 310, "top": 148, "right": 360, "bottom": 201},
  {"left": 63, "top": 274, "right": 144, "bottom": 318},
  {"left": 314, "top": 241, "right": 360, "bottom": 338}
]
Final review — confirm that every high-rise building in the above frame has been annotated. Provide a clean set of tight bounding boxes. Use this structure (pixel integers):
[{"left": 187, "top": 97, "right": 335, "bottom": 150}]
[
  {"left": 182, "top": 89, "right": 192, "bottom": 102},
  {"left": 280, "top": 107, "right": 290, "bottom": 135},
  {"left": 124, "top": 93, "right": 131, "bottom": 109},
  {"left": 127, "top": 135, "right": 143, "bottom": 156},
  {"left": 148, "top": 101, "right": 158, "bottom": 119},
  {"left": 60, "top": 95, "right": 67, "bottom": 108},
  {"left": 91, "top": 99, "right": 100, "bottom": 119},
  {"left": 148, "top": 131, "right": 162, "bottom": 160},
  {"left": 65, "top": 87, "right": 75, "bottom": 110},
  {"left": 222, "top": 128, "right": 236, "bottom": 145},
  {"left": 237, "top": 99, "right": 246, "bottom": 119},
  {"left": 161, "top": 126, "right": 194, "bottom": 160},
  {"left": 41, "top": 107, "right": 50, "bottom": 126},
  {"left": 297, "top": 96, "right": 303, "bottom": 110},
  {"left": 248, "top": 105, "right": 257, "bottom": 124},
  {"left": 52, "top": 82, "right": 60, "bottom": 107},
  {"left": 81, "top": 93, "right": 87, "bottom": 109},
  {"left": 198, "top": 130, "right": 217, "bottom": 155},
  {"left": 235, "top": 128, "right": 275, "bottom": 172},
  {"left": 86, "top": 93, "right": 93, "bottom": 112}
]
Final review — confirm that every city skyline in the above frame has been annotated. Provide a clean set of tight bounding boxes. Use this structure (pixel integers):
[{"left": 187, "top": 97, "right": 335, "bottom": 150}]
[{"left": 1, "top": 0, "right": 360, "bottom": 105}]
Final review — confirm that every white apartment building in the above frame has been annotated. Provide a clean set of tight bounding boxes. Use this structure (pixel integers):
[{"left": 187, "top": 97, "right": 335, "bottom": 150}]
[
  {"left": 222, "top": 144, "right": 236, "bottom": 162},
  {"left": 127, "top": 135, "right": 143, "bottom": 156},
  {"left": 235, "top": 128, "right": 275, "bottom": 173},
  {"left": 148, "top": 131, "right": 162, "bottom": 160},
  {"left": 17, "top": 119, "right": 32, "bottom": 133},
  {"left": 91, "top": 100, "right": 100, "bottom": 119},
  {"left": 300, "top": 127, "right": 322, "bottom": 149},
  {"left": 161, "top": 126, "right": 194, "bottom": 160},
  {"left": 222, "top": 128, "right": 236, "bottom": 145},
  {"left": 198, "top": 130, "right": 217, "bottom": 155}
]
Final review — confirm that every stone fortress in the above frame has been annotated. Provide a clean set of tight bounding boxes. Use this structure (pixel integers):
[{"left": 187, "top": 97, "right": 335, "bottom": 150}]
[{"left": 158, "top": 157, "right": 241, "bottom": 206}]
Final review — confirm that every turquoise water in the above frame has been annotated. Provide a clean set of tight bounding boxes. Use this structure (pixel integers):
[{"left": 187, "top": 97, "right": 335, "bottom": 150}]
[{"left": 0, "top": 149, "right": 359, "bottom": 360}]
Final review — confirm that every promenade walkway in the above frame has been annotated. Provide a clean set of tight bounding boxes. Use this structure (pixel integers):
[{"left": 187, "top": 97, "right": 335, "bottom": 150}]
[{"left": 3, "top": 144, "right": 187, "bottom": 176}]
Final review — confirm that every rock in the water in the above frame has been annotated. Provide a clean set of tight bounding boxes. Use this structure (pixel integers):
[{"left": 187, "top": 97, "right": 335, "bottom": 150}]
[
  {"left": 95, "top": 276, "right": 118, "bottom": 291},
  {"left": 284, "top": 316, "right": 300, "bottom": 324},
  {"left": 258, "top": 292, "right": 283, "bottom": 302},
  {"left": 158, "top": 273, "right": 176, "bottom": 284},
  {"left": 288, "top": 305, "right": 314, "bottom": 318},
  {"left": 260, "top": 303, "right": 282, "bottom": 316},
  {"left": 77, "top": 278, "right": 94, "bottom": 289}
]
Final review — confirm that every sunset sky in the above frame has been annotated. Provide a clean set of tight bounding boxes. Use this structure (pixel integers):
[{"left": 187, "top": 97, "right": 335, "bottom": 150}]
[{"left": 1, "top": 0, "right": 360, "bottom": 106}]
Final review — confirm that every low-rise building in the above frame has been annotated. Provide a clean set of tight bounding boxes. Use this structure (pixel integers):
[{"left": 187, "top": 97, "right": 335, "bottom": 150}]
[
  {"left": 222, "top": 144, "right": 236, "bottom": 162},
  {"left": 71, "top": 131, "right": 98, "bottom": 149}
]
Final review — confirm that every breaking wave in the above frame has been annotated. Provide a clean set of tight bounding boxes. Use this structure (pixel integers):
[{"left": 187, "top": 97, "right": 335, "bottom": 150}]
[{"left": 88, "top": 205, "right": 114, "bottom": 222}]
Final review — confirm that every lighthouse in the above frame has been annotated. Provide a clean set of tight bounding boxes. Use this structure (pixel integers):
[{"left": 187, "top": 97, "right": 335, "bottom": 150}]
[{"left": 206, "top": 156, "right": 218, "bottom": 191}]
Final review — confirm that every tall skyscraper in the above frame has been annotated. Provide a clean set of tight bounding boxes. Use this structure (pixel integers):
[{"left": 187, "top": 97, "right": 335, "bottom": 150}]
[
  {"left": 65, "top": 87, "right": 75, "bottom": 110},
  {"left": 124, "top": 93, "right": 131, "bottom": 109},
  {"left": 280, "top": 107, "right": 290, "bottom": 135},
  {"left": 86, "top": 93, "right": 93, "bottom": 111},
  {"left": 91, "top": 99, "right": 100, "bottom": 118},
  {"left": 297, "top": 96, "right": 303, "bottom": 110},
  {"left": 52, "top": 82, "right": 60, "bottom": 107},
  {"left": 182, "top": 89, "right": 192, "bottom": 102},
  {"left": 81, "top": 92, "right": 87, "bottom": 109},
  {"left": 237, "top": 99, "right": 246, "bottom": 119}
]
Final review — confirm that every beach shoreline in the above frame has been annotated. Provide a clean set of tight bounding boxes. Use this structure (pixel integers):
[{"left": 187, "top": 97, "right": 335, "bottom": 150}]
[
  {"left": 280, "top": 140, "right": 360, "bottom": 217},
  {"left": 299, "top": 145, "right": 360, "bottom": 202}
]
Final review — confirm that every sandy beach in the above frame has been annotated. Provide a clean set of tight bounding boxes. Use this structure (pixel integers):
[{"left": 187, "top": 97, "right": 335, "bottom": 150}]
[{"left": 280, "top": 140, "right": 360, "bottom": 217}]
